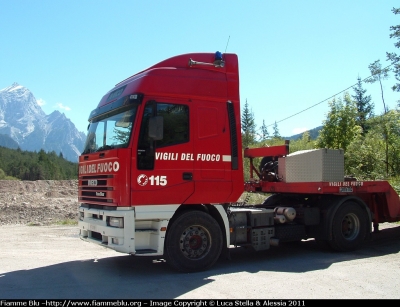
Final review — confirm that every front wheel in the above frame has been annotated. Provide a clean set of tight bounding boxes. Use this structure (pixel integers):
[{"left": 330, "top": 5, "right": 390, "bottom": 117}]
[
  {"left": 328, "top": 201, "right": 369, "bottom": 252},
  {"left": 164, "top": 210, "right": 223, "bottom": 272}
]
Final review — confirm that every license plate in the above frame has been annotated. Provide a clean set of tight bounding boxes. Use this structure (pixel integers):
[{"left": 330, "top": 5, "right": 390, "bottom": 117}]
[{"left": 340, "top": 187, "right": 353, "bottom": 193}]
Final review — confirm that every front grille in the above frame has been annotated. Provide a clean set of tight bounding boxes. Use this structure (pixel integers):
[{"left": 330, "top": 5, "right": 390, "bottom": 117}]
[
  {"left": 82, "top": 186, "right": 113, "bottom": 191},
  {"left": 82, "top": 191, "right": 108, "bottom": 197},
  {"left": 80, "top": 197, "right": 112, "bottom": 203},
  {"left": 79, "top": 174, "right": 115, "bottom": 205}
]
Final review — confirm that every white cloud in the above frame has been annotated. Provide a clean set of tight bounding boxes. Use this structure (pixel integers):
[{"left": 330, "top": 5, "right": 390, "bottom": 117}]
[
  {"left": 292, "top": 127, "right": 308, "bottom": 135},
  {"left": 37, "top": 98, "right": 46, "bottom": 106},
  {"left": 56, "top": 102, "right": 71, "bottom": 111}
]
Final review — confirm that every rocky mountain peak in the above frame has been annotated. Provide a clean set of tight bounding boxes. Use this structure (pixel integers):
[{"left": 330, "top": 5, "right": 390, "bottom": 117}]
[{"left": 0, "top": 83, "right": 85, "bottom": 162}]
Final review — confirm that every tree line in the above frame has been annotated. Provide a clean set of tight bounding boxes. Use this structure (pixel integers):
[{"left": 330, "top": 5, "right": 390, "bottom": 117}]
[
  {"left": 0, "top": 147, "right": 78, "bottom": 180},
  {"left": 241, "top": 7, "right": 400, "bottom": 190}
]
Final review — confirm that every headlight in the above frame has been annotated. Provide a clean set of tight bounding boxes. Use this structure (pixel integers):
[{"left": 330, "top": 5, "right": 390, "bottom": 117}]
[{"left": 108, "top": 217, "right": 124, "bottom": 228}]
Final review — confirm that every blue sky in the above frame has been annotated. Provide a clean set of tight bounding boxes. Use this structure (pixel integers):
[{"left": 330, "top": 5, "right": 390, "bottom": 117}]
[{"left": 1, "top": 1, "right": 399, "bottom": 137}]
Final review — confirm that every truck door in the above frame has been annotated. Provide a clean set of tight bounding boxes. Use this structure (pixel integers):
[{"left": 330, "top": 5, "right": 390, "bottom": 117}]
[
  {"left": 132, "top": 99, "right": 194, "bottom": 205},
  {"left": 188, "top": 99, "right": 234, "bottom": 203}
]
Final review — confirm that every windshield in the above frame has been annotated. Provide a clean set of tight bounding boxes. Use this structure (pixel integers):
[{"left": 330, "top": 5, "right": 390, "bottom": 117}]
[{"left": 82, "top": 105, "right": 138, "bottom": 154}]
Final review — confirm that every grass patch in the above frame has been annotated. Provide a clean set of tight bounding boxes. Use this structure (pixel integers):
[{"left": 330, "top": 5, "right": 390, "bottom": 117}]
[
  {"left": 54, "top": 219, "right": 78, "bottom": 226},
  {"left": 27, "top": 219, "right": 78, "bottom": 226}
]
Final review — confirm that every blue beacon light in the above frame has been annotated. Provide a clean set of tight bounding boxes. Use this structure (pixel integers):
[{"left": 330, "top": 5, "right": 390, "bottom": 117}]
[{"left": 214, "top": 51, "right": 224, "bottom": 67}]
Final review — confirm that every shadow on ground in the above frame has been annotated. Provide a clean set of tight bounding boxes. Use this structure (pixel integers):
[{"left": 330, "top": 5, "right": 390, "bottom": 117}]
[{"left": 1, "top": 225, "right": 399, "bottom": 299}]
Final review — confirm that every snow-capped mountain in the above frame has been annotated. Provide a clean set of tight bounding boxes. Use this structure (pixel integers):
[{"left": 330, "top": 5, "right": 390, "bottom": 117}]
[{"left": 0, "top": 83, "right": 86, "bottom": 162}]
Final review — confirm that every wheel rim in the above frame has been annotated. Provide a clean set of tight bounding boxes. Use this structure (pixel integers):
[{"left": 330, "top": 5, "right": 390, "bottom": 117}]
[
  {"left": 341, "top": 212, "right": 360, "bottom": 240},
  {"left": 179, "top": 225, "right": 211, "bottom": 259}
]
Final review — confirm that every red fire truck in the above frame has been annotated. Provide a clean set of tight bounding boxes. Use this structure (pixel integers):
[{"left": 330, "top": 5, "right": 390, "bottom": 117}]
[{"left": 78, "top": 52, "right": 400, "bottom": 272}]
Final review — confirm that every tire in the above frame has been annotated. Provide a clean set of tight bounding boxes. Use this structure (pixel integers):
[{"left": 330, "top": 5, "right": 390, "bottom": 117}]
[
  {"left": 164, "top": 210, "right": 223, "bottom": 272},
  {"left": 328, "top": 201, "right": 368, "bottom": 252}
]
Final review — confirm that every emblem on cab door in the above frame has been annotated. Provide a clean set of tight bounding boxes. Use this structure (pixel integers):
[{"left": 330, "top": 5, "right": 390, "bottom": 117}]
[{"left": 137, "top": 174, "right": 149, "bottom": 186}]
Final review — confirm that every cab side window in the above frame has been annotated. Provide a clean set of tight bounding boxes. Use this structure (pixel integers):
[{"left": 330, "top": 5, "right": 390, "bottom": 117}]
[
  {"left": 156, "top": 103, "right": 189, "bottom": 147},
  {"left": 137, "top": 101, "right": 189, "bottom": 170}
]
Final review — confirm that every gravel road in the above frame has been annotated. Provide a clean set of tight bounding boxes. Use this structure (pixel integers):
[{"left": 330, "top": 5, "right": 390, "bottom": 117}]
[{"left": 0, "top": 223, "right": 399, "bottom": 299}]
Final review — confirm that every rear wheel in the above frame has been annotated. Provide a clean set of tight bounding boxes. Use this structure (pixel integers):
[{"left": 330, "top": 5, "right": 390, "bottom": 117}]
[
  {"left": 164, "top": 210, "right": 223, "bottom": 272},
  {"left": 328, "top": 201, "right": 368, "bottom": 251}
]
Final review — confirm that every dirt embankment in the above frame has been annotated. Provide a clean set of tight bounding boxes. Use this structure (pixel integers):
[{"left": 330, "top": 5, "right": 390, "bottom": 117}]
[
  {"left": 0, "top": 180, "right": 79, "bottom": 226},
  {"left": 0, "top": 180, "right": 261, "bottom": 226}
]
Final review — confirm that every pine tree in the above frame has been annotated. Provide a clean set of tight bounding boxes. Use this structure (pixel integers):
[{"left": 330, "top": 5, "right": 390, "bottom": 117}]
[
  {"left": 259, "top": 119, "right": 270, "bottom": 141},
  {"left": 241, "top": 99, "right": 257, "bottom": 147},
  {"left": 272, "top": 121, "right": 281, "bottom": 139},
  {"left": 352, "top": 77, "right": 374, "bottom": 134}
]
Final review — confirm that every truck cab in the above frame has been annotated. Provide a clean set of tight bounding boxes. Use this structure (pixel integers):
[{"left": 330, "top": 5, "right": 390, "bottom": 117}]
[{"left": 78, "top": 52, "right": 245, "bottom": 271}]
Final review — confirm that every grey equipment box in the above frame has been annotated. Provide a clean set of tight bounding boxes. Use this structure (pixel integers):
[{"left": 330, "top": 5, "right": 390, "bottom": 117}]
[{"left": 278, "top": 148, "right": 344, "bottom": 182}]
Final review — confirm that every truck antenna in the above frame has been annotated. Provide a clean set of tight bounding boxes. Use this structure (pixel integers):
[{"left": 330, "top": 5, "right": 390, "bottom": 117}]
[{"left": 225, "top": 35, "right": 230, "bottom": 53}]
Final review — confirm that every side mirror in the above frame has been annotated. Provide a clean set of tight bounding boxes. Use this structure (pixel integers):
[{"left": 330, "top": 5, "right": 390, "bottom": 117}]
[{"left": 148, "top": 116, "right": 163, "bottom": 140}]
